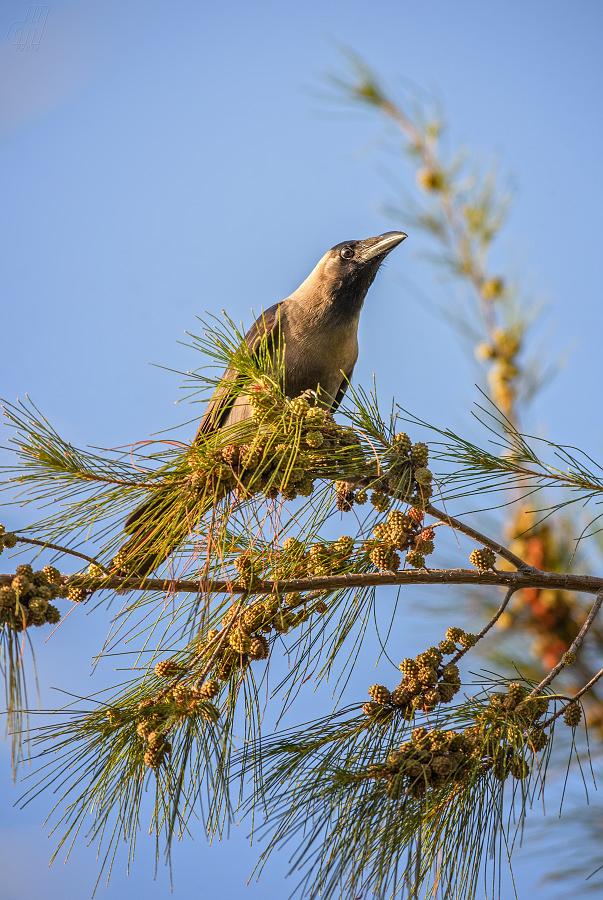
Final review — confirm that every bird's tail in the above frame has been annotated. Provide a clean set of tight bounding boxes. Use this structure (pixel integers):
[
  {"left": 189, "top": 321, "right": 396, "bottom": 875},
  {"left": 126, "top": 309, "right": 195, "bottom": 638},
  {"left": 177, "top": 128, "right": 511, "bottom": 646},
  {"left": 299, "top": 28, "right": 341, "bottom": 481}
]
[{"left": 113, "top": 487, "right": 213, "bottom": 577}]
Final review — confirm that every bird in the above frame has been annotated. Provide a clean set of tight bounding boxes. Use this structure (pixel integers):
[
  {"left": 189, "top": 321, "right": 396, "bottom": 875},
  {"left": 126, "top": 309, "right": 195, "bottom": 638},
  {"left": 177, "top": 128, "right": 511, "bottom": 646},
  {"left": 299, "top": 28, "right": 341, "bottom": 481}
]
[{"left": 115, "top": 231, "right": 407, "bottom": 575}]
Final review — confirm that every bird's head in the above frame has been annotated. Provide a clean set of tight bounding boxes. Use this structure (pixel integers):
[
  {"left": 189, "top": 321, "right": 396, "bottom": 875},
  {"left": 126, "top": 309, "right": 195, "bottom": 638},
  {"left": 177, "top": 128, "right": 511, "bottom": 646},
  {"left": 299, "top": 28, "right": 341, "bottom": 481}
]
[{"left": 293, "top": 231, "right": 407, "bottom": 320}]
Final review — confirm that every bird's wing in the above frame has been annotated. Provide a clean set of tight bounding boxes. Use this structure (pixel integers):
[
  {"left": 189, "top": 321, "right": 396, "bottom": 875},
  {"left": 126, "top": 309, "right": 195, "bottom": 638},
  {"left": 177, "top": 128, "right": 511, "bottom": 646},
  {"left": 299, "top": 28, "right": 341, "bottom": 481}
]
[
  {"left": 123, "top": 303, "right": 284, "bottom": 539},
  {"left": 194, "top": 301, "right": 284, "bottom": 440}
]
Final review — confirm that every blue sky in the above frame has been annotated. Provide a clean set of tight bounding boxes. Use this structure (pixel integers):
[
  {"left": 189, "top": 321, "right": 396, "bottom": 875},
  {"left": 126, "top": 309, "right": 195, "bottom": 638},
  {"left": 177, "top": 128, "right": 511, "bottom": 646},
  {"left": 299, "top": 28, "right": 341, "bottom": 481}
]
[{"left": 1, "top": 1, "right": 603, "bottom": 897}]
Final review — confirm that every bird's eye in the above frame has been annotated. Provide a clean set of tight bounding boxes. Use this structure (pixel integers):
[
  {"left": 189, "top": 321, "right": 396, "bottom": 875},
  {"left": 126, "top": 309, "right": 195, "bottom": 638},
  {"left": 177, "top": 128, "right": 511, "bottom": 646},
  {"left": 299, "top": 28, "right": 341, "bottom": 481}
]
[{"left": 340, "top": 247, "right": 354, "bottom": 260}]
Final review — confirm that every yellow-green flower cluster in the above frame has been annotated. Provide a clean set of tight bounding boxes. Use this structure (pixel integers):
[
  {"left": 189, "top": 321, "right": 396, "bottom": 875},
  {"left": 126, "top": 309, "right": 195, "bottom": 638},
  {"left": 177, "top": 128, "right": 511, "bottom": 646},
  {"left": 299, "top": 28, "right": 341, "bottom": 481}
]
[
  {"left": 368, "top": 727, "right": 485, "bottom": 800},
  {"left": 365, "top": 508, "right": 436, "bottom": 571},
  {"left": 382, "top": 433, "right": 434, "bottom": 509},
  {"left": 120, "top": 680, "right": 224, "bottom": 769},
  {"left": 359, "top": 681, "right": 550, "bottom": 801},
  {"left": 469, "top": 547, "right": 496, "bottom": 570},
  {"left": 563, "top": 702, "right": 582, "bottom": 728},
  {"left": 188, "top": 437, "right": 317, "bottom": 506},
  {"left": 362, "top": 637, "right": 461, "bottom": 723},
  {"left": 193, "top": 588, "right": 319, "bottom": 684},
  {"left": 143, "top": 733, "right": 171, "bottom": 770},
  {"left": 416, "top": 167, "right": 446, "bottom": 192},
  {"left": 184, "top": 386, "right": 365, "bottom": 509},
  {"left": 0, "top": 563, "right": 64, "bottom": 631},
  {"left": 274, "top": 535, "right": 358, "bottom": 580},
  {"left": 0, "top": 525, "right": 18, "bottom": 554},
  {"left": 475, "top": 327, "right": 521, "bottom": 415}
]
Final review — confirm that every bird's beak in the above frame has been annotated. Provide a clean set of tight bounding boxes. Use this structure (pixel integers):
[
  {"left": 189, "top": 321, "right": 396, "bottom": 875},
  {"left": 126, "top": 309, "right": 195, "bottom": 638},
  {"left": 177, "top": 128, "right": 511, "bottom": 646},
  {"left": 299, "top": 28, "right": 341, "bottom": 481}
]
[{"left": 360, "top": 231, "right": 407, "bottom": 261}]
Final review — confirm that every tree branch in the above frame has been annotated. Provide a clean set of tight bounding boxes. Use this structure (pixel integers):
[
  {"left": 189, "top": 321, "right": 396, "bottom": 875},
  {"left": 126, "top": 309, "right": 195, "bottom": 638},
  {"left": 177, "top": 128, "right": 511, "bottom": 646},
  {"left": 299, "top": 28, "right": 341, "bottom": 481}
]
[
  {"left": 424, "top": 503, "right": 532, "bottom": 572},
  {"left": 3, "top": 567, "right": 601, "bottom": 596}
]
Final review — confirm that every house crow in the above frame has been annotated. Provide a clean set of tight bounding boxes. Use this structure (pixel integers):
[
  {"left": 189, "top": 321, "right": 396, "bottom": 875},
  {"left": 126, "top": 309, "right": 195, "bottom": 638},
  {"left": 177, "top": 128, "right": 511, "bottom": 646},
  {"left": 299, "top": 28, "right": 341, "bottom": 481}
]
[{"left": 117, "top": 230, "right": 407, "bottom": 574}]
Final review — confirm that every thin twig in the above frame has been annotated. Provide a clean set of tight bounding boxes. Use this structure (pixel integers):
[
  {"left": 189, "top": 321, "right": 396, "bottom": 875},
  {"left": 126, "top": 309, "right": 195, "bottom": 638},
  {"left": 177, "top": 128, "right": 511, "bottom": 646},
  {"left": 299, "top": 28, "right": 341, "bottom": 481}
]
[
  {"left": 541, "top": 668, "right": 603, "bottom": 729},
  {"left": 424, "top": 503, "right": 532, "bottom": 572},
  {"left": 528, "top": 589, "right": 603, "bottom": 698},
  {"left": 336, "top": 476, "right": 533, "bottom": 572},
  {"left": 451, "top": 587, "right": 516, "bottom": 666},
  {"left": 570, "top": 667, "right": 603, "bottom": 705},
  {"left": 8, "top": 535, "right": 110, "bottom": 573},
  {"left": 337, "top": 473, "right": 528, "bottom": 572},
  {"left": 540, "top": 669, "right": 603, "bottom": 728}
]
